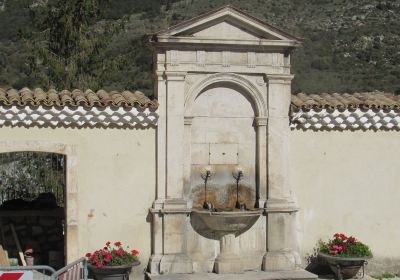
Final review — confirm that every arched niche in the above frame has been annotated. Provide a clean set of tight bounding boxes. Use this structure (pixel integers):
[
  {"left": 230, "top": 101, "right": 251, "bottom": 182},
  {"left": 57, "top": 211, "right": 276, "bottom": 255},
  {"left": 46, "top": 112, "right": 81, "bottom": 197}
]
[
  {"left": 183, "top": 74, "right": 267, "bottom": 208},
  {"left": 185, "top": 73, "right": 267, "bottom": 118}
]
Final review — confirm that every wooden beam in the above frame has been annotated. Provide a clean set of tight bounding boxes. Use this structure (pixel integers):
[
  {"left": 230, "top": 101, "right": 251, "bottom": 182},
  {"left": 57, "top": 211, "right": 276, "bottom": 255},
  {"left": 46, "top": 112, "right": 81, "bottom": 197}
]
[{"left": 10, "top": 224, "right": 26, "bottom": 266}]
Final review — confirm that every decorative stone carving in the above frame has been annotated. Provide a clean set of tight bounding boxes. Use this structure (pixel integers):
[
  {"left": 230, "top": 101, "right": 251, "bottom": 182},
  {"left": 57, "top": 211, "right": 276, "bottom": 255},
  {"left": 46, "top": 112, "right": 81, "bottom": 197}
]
[
  {"left": 222, "top": 51, "right": 230, "bottom": 67},
  {"left": 196, "top": 51, "right": 205, "bottom": 67},
  {"left": 248, "top": 52, "right": 256, "bottom": 68},
  {"left": 170, "top": 50, "right": 179, "bottom": 66}
]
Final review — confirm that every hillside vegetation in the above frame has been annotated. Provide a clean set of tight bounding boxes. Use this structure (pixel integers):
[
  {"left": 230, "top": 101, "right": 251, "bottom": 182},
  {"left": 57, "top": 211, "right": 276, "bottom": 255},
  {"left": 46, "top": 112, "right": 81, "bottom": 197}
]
[{"left": 0, "top": 0, "right": 399, "bottom": 95}]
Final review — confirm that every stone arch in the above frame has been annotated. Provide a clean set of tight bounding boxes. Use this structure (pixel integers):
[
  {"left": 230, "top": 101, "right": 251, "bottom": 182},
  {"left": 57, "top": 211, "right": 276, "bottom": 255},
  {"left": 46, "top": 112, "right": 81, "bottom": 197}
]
[
  {"left": 184, "top": 73, "right": 267, "bottom": 117},
  {"left": 0, "top": 140, "right": 79, "bottom": 263}
]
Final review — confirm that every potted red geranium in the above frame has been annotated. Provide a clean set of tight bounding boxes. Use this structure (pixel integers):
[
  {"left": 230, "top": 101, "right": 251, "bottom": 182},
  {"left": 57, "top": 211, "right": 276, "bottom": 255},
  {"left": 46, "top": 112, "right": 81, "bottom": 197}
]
[
  {"left": 86, "top": 241, "right": 140, "bottom": 280},
  {"left": 319, "top": 233, "right": 372, "bottom": 280}
]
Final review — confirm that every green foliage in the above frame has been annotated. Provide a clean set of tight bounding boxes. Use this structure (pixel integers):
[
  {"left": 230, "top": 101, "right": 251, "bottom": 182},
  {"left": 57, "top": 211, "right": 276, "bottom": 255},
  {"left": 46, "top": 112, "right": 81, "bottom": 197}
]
[
  {"left": 0, "top": 152, "right": 65, "bottom": 206},
  {"left": 371, "top": 273, "right": 398, "bottom": 280},
  {"left": 0, "top": 0, "right": 399, "bottom": 94},
  {"left": 21, "top": 0, "right": 126, "bottom": 90}
]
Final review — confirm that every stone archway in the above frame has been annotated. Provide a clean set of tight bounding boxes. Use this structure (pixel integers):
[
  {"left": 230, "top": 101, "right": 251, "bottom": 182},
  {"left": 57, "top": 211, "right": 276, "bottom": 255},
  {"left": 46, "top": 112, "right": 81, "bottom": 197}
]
[
  {"left": 184, "top": 73, "right": 267, "bottom": 118},
  {"left": 0, "top": 141, "right": 78, "bottom": 263}
]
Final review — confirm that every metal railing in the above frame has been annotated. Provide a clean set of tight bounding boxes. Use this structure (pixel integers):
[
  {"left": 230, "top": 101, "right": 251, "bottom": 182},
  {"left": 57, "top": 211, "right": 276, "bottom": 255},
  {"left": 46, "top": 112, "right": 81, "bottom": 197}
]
[
  {"left": 51, "top": 257, "right": 87, "bottom": 280},
  {"left": 0, "top": 257, "right": 87, "bottom": 280}
]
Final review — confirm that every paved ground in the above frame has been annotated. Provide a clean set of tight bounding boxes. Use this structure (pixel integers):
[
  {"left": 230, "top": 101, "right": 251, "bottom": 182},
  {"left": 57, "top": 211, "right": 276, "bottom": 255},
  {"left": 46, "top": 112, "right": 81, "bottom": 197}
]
[{"left": 147, "top": 269, "right": 318, "bottom": 280}]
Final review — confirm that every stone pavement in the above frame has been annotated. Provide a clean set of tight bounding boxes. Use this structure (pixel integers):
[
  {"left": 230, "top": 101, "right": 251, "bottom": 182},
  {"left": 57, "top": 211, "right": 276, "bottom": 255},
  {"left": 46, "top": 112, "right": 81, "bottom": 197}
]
[{"left": 147, "top": 269, "right": 317, "bottom": 280}]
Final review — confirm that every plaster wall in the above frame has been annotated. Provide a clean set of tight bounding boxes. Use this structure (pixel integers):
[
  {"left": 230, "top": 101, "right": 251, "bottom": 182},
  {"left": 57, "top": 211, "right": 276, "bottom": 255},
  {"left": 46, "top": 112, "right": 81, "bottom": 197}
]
[
  {"left": 0, "top": 126, "right": 156, "bottom": 277},
  {"left": 290, "top": 129, "right": 400, "bottom": 273}
]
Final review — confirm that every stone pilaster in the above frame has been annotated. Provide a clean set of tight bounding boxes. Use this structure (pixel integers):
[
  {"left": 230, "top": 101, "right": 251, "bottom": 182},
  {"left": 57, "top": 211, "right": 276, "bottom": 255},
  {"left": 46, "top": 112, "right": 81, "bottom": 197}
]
[
  {"left": 263, "top": 74, "right": 299, "bottom": 271},
  {"left": 149, "top": 71, "right": 193, "bottom": 274},
  {"left": 254, "top": 116, "right": 268, "bottom": 208}
]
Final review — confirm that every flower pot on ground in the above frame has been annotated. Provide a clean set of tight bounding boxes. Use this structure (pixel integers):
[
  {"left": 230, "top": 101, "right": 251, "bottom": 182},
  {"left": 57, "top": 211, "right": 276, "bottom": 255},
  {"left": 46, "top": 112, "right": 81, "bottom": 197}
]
[
  {"left": 86, "top": 241, "right": 140, "bottom": 280},
  {"left": 318, "top": 233, "right": 372, "bottom": 280}
]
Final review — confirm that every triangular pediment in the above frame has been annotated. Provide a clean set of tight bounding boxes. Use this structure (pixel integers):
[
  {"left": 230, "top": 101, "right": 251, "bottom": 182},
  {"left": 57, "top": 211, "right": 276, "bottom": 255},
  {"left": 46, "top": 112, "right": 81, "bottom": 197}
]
[
  {"left": 189, "top": 20, "right": 275, "bottom": 40},
  {"left": 156, "top": 5, "right": 300, "bottom": 44}
]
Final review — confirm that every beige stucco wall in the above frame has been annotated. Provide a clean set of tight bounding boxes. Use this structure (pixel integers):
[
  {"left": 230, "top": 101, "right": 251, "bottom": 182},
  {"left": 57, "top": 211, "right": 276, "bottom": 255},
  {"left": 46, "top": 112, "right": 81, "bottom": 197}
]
[
  {"left": 0, "top": 126, "right": 155, "bottom": 277},
  {"left": 290, "top": 129, "right": 400, "bottom": 273}
]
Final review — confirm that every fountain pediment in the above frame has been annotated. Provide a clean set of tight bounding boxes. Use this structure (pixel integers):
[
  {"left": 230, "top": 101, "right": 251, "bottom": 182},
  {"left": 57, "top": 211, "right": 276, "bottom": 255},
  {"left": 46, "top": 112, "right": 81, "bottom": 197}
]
[{"left": 155, "top": 5, "right": 301, "bottom": 48}]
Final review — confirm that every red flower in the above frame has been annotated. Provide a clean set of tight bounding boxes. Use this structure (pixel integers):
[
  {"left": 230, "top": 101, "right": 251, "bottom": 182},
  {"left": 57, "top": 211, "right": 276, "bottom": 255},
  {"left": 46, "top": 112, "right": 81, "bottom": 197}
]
[
  {"left": 106, "top": 241, "right": 111, "bottom": 246},
  {"left": 115, "top": 249, "right": 124, "bottom": 256},
  {"left": 348, "top": 236, "right": 356, "bottom": 243},
  {"left": 102, "top": 250, "right": 108, "bottom": 256},
  {"left": 97, "top": 262, "right": 103, "bottom": 268},
  {"left": 131, "top": 250, "right": 139, "bottom": 255},
  {"left": 334, "top": 233, "right": 340, "bottom": 238},
  {"left": 340, "top": 233, "right": 347, "bottom": 240},
  {"left": 114, "top": 241, "right": 122, "bottom": 247},
  {"left": 104, "top": 254, "right": 112, "bottom": 263},
  {"left": 85, "top": 252, "right": 91, "bottom": 258}
]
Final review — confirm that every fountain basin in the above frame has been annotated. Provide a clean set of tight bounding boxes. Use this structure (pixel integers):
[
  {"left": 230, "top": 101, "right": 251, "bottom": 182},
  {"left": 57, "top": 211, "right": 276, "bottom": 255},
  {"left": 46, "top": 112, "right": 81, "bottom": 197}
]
[
  {"left": 191, "top": 209, "right": 262, "bottom": 235},
  {"left": 191, "top": 209, "right": 263, "bottom": 274}
]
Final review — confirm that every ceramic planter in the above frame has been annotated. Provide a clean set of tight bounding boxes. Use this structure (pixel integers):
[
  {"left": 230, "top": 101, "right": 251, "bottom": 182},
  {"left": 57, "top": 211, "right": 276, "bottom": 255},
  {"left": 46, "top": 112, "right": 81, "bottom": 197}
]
[
  {"left": 88, "top": 261, "right": 140, "bottom": 280},
  {"left": 319, "top": 253, "right": 371, "bottom": 280}
]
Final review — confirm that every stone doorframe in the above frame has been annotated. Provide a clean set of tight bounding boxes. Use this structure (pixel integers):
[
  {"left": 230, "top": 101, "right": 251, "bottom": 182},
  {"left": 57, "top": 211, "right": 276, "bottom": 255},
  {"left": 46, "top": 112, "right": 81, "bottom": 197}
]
[{"left": 0, "top": 140, "right": 79, "bottom": 263}]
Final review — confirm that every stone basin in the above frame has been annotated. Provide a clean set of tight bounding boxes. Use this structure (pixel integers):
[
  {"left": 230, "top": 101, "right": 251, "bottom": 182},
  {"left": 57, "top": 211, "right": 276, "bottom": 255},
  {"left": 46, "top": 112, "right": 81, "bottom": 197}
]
[
  {"left": 191, "top": 209, "right": 262, "bottom": 235},
  {"left": 191, "top": 209, "right": 263, "bottom": 274}
]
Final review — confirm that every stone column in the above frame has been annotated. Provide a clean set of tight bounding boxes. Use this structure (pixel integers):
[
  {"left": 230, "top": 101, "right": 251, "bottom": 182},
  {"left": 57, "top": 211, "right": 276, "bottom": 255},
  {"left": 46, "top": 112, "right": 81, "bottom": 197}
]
[
  {"left": 183, "top": 116, "right": 194, "bottom": 197},
  {"left": 263, "top": 74, "right": 299, "bottom": 271},
  {"left": 149, "top": 71, "right": 167, "bottom": 273},
  {"left": 165, "top": 71, "right": 186, "bottom": 199},
  {"left": 254, "top": 117, "right": 268, "bottom": 208},
  {"left": 149, "top": 71, "right": 193, "bottom": 274}
]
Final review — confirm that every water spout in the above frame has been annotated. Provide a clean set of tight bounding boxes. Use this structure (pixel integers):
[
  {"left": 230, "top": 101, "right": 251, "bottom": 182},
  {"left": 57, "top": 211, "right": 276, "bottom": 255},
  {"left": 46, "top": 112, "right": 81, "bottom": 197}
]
[
  {"left": 201, "top": 166, "right": 213, "bottom": 210},
  {"left": 232, "top": 166, "right": 246, "bottom": 210}
]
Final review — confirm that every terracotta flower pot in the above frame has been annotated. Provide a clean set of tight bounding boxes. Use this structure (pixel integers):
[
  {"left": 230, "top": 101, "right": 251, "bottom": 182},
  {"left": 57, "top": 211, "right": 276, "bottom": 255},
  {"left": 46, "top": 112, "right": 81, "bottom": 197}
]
[
  {"left": 88, "top": 261, "right": 140, "bottom": 280},
  {"left": 318, "top": 253, "right": 371, "bottom": 280}
]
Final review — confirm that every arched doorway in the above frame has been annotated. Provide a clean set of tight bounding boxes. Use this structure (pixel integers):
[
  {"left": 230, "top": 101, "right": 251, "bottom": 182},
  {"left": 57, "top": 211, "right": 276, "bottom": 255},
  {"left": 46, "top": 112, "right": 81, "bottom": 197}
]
[{"left": 0, "top": 151, "right": 66, "bottom": 268}]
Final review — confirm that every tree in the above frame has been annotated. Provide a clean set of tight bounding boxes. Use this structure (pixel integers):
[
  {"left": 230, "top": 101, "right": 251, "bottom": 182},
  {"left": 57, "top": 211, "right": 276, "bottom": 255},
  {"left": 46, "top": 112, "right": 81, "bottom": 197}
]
[
  {"left": 22, "top": 0, "right": 125, "bottom": 90},
  {"left": 0, "top": 152, "right": 65, "bottom": 206}
]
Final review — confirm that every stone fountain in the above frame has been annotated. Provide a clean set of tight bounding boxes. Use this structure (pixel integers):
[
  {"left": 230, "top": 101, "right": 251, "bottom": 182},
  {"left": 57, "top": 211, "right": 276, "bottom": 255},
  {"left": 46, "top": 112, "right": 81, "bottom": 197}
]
[
  {"left": 191, "top": 167, "right": 263, "bottom": 274},
  {"left": 148, "top": 5, "right": 317, "bottom": 280},
  {"left": 192, "top": 209, "right": 262, "bottom": 273}
]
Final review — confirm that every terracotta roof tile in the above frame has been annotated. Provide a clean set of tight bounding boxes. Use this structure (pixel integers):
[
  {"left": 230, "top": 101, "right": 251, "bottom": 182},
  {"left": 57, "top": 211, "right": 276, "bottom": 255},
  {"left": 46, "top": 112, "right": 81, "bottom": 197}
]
[
  {"left": 291, "top": 91, "right": 400, "bottom": 111},
  {"left": 0, "top": 87, "right": 158, "bottom": 109}
]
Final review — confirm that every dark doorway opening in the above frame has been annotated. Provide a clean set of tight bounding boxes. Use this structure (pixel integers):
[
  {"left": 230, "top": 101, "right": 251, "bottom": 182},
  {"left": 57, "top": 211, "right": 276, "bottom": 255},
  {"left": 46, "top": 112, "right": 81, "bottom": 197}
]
[{"left": 0, "top": 151, "right": 66, "bottom": 269}]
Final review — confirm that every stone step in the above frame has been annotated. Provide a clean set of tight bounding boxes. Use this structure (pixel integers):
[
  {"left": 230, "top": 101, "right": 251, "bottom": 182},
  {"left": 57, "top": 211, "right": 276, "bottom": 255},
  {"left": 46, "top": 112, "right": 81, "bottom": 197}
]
[{"left": 146, "top": 269, "right": 318, "bottom": 280}]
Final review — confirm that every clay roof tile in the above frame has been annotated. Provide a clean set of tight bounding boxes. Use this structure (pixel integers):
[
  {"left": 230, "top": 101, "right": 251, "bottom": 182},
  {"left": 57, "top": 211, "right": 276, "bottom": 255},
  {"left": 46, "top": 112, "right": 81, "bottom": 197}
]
[{"left": 0, "top": 87, "right": 158, "bottom": 109}]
